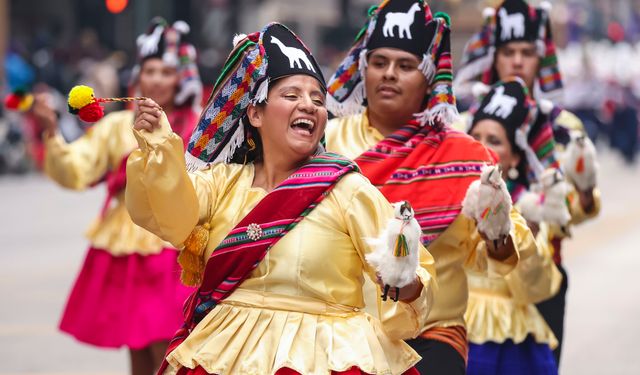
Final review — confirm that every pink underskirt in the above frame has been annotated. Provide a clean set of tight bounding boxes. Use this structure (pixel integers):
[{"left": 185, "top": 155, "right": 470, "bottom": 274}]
[
  {"left": 59, "top": 247, "right": 193, "bottom": 349},
  {"left": 174, "top": 365, "right": 420, "bottom": 375}
]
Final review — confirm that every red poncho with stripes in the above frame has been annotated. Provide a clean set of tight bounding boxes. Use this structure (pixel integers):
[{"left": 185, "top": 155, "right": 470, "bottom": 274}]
[{"left": 355, "top": 121, "right": 498, "bottom": 246}]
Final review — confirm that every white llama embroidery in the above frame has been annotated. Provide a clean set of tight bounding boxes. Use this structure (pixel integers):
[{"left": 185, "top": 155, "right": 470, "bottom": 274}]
[
  {"left": 483, "top": 86, "right": 517, "bottom": 118},
  {"left": 383, "top": 3, "right": 421, "bottom": 40},
  {"left": 499, "top": 8, "right": 525, "bottom": 40},
  {"left": 270, "top": 36, "right": 316, "bottom": 72}
]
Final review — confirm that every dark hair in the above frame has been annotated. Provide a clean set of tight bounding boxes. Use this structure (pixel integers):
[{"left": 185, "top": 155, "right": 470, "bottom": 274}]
[
  {"left": 470, "top": 118, "right": 529, "bottom": 187},
  {"left": 230, "top": 108, "right": 264, "bottom": 164},
  {"left": 511, "top": 146, "right": 529, "bottom": 188}
]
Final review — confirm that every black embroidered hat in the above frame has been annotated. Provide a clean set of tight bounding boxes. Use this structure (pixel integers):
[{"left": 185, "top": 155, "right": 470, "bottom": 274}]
[{"left": 262, "top": 23, "right": 325, "bottom": 87}]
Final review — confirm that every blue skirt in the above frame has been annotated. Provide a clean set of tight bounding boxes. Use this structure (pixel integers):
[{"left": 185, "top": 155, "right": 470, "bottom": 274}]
[{"left": 467, "top": 335, "right": 558, "bottom": 375}]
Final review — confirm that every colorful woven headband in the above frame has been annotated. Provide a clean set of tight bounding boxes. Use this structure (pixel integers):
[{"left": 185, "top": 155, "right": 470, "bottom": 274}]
[
  {"left": 130, "top": 17, "right": 203, "bottom": 111},
  {"left": 454, "top": 0, "right": 562, "bottom": 99},
  {"left": 326, "top": 0, "right": 458, "bottom": 127},
  {"left": 185, "top": 22, "right": 324, "bottom": 171}
]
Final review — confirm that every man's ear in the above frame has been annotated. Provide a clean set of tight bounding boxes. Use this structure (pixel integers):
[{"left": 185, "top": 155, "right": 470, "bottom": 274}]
[{"left": 246, "top": 104, "right": 263, "bottom": 128}]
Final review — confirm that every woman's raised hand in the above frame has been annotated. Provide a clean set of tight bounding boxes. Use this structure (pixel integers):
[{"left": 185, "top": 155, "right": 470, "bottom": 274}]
[{"left": 134, "top": 98, "right": 164, "bottom": 132}]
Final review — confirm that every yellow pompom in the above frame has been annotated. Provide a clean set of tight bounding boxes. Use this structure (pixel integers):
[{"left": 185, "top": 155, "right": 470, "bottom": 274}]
[
  {"left": 17, "top": 94, "right": 34, "bottom": 112},
  {"left": 68, "top": 85, "right": 96, "bottom": 110},
  {"left": 178, "top": 223, "right": 211, "bottom": 286}
]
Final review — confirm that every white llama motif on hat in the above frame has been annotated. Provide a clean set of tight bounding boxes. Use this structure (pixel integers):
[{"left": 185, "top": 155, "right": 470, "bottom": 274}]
[
  {"left": 383, "top": 3, "right": 421, "bottom": 40},
  {"left": 483, "top": 86, "right": 517, "bottom": 118},
  {"left": 499, "top": 8, "right": 525, "bottom": 40},
  {"left": 270, "top": 36, "right": 316, "bottom": 73}
]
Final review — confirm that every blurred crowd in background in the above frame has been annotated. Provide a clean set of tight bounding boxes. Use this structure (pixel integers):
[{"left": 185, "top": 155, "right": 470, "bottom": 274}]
[{"left": 2, "top": 0, "right": 640, "bottom": 174}]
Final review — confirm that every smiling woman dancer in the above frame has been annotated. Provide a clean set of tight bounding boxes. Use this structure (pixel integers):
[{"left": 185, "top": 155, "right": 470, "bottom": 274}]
[
  {"left": 125, "top": 23, "right": 436, "bottom": 375},
  {"left": 30, "top": 18, "right": 201, "bottom": 375}
]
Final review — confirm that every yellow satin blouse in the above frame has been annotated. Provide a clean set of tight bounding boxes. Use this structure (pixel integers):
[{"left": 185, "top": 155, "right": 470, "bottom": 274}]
[
  {"left": 325, "top": 112, "right": 529, "bottom": 332},
  {"left": 125, "top": 114, "right": 437, "bottom": 375},
  {"left": 43, "top": 110, "right": 168, "bottom": 256},
  {"left": 465, "top": 222, "right": 561, "bottom": 348}
]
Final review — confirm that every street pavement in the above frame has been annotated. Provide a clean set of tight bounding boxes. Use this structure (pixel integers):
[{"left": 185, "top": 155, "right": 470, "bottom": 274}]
[{"left": 0, "top": 148, "right": 639, "bottom": 374}]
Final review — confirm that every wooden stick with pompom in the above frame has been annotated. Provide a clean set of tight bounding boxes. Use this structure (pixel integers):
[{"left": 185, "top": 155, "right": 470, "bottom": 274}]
[{"left": 67, "top": 85, "right": 157, "bottom": 122}]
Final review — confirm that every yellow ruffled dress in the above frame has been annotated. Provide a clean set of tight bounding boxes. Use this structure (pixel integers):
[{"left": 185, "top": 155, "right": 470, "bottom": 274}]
[
  {"left": 44, "top": 110, "right": 192, "bottom": 349},
  {"left": 125, "top": 114, "right": 438, "bottom": 375},
  {"left": 465, "top": 223, "right": 562, "bottom": 348}
]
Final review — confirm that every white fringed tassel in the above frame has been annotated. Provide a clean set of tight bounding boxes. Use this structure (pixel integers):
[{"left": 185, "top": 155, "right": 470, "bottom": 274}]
[
  {"left": 184, "top": 121, "right": 246, "bottom": 171},
  {"left": 326, "top": 49, "right": 368, "bottom": 117},
  {"left": 358, "top": 48, "right": 369, "bottom": 97},
  {"left": 251, "top": 78, "right": 269, "bottom": 105},
  {"left": 536, "top": 3, "right": 550, "bottom": 57},
  {"left": 463, "top": 111, "right": 474, "bottom": 133},
  {"left": 418, "top": 53, "right": 436, "bottom": 83},
  {"left": 414, "top": 103, "right": 460, "bottom": 127},
  {"left": 515, "top": 126, "right": 545, "bottom": 180},
  {"left": 453, "top": 46, "right": 495, "bottom": 92},
  {"left": 185, "top": 151, "right": 211, "bottom": 172},
  {"left": 216, "top": 123, "right": 245, "bottom": 164},
  {"left": 536, "top": 39, "right": 546, "bottom": 58},
  {"left": 326, "top": 81, "right": 366, "bottom": 117}
]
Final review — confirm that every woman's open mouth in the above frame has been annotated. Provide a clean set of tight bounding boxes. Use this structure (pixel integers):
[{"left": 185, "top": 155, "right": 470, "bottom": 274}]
[{"left": 290, "top": 118, "right": 316, "bottom": 136}]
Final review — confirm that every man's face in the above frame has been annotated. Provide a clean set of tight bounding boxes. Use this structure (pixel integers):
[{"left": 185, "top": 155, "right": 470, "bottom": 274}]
[
  {"left": 364, "top": 47, "right": 429, "bottom": 119},
  {"left": 494, "top": 41, "right": 540, "bottom": 90}
]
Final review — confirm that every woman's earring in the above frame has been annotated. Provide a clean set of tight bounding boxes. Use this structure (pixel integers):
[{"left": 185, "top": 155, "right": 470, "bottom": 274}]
[{"left": 508, "top": 166, "right": 519, "bottom": 180}]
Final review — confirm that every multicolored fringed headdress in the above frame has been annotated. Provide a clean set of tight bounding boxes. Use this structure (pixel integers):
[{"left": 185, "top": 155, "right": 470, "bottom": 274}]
[
  {"left": 130, "top": 17, "right": 202, "bottom": 111},
  {"left": 470, "top": 77, "right": 559, "bottom": 186},
  {"left": 185, "top": 22, "right": 325, "bottom": 171},
  {"left": 326, "top": 0, "right": 457, "bottom": 126},
  {"left": 455, "top": 0, "right": 562, "bottom": 98}
]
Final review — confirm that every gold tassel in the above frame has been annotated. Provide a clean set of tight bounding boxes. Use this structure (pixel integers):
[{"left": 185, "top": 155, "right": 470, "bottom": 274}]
[
  {"left": 393, "top": 233, "right": 409, "bottom": 257},
  {"left": 178, "top": 223, "right": 211, "bottom": 286}
]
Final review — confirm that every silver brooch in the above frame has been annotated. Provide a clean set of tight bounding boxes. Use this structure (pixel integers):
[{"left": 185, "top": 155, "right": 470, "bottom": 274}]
[{"left": 246, "top": 223, "right": 263, "bottom": 241}]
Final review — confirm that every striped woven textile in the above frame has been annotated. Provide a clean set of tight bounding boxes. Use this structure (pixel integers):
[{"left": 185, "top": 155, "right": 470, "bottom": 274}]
[
  {"left": 421, "top": 325, "right": 469, "bottom": 364},
  {"left": 158, "top": 153, "right": 358, "bottom": 373},
  {"left": 355, "top": 121, "right": 497, "bottom": 246}
]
